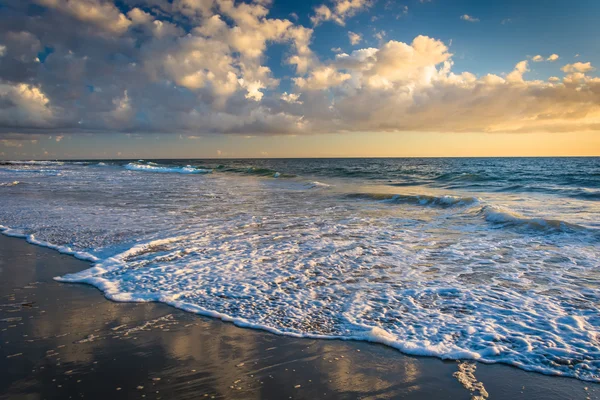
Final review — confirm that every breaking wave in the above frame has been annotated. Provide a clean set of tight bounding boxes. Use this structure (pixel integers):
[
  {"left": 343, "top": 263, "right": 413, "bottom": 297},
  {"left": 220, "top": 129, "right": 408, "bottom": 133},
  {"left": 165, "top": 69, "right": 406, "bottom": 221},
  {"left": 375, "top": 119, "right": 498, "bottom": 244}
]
[
  {"left": 125, "top": 162, "right": 212, "bottom": 174},
  {"left": 346, "top": 192, "right": 479, "bottom": 208}
]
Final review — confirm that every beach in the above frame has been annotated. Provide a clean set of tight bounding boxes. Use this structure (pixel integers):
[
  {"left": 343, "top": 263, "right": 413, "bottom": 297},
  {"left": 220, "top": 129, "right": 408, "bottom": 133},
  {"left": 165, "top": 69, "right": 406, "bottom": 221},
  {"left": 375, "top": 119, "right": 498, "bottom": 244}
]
[{"left": 0, "top": 234, "right": 597, "bottom": 399}]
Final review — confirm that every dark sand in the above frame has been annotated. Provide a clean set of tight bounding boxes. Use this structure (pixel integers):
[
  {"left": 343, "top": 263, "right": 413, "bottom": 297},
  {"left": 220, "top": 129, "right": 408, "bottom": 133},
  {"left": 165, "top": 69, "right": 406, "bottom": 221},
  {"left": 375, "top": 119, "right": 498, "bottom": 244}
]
[{"left": 0, "top": 234, "right": 597, "bottom": 400}]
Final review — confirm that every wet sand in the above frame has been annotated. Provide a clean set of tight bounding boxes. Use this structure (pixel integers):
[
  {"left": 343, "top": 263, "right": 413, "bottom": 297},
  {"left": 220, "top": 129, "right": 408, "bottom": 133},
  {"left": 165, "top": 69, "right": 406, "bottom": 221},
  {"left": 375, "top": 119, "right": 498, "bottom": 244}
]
[{"left": 0, "top": 234, "right": 597, "bottom": 399}]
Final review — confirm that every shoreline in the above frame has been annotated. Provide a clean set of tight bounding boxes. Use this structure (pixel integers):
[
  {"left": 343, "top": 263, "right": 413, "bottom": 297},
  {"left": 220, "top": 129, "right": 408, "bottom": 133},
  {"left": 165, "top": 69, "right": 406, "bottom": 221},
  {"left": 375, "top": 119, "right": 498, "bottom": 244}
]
[{"left": 0, "top": 233, "right": 598, "bottom": 399}]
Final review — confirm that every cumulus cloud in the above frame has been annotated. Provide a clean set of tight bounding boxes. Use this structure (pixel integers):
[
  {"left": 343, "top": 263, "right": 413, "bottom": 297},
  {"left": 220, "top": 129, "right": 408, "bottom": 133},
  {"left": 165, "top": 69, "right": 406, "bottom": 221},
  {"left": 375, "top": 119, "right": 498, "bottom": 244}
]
[
  {"left": 34, "top": 0, "right": 132, "bottom": 35},
  {"left": 533, "top": 54, "right": 560, "bottom": 62},
  {"left": 0, "top": 0, "right": 599, "bottom": 138},
  {"left": 280, "top": 92, "right": 303, "bottom": 104},
  {"left": 287, "top": 36, "right": 600, "bottom": 134},
  {"left": 561, "top": 62, "right": 594, "bottom": 73},
  {"left": 0, "top": 83, "right": 54, "bottom": 128},
  {"left": 460, "top": 14, "right": 479, "bottom": 22},
  {"left": 293, "top": 66, "right": 351, "bottom": 90},
  {"left": 310, "top": 0, "right": 373, "bottom": 26}
]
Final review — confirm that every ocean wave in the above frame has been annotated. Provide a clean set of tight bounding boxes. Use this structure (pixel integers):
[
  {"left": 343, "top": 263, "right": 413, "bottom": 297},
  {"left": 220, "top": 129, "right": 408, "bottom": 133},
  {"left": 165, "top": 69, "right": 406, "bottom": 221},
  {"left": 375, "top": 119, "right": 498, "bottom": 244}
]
[
  {"left": 0, "top": 168, "right": 62, "bottom": 176},
  {"left": 50, "top": 232, "right": 600, "bottom": 383},
  {"left": 125, "top": 162, "right": 212, "bottom": 174},
  {"left": 0, "top": 181, "right": 20, "bottom": 187},
  {"left": 305, "top": 181, "right": 332, "bottom": 189},
  {"left": 479, "top": 205, "right": 595, "bottom": 234},
  {"left": 0, "top": 225, "right": 98, "bottom": 263},
  {"left": 0, "top": 160, "right": 64, "bottom": 166},
  {"left": 216, "top": 165, "right": 295, "bottom": 178},
  {"left": 346, "top": 192, "right": 479, "bottom": 207},
  {"left": 434, "top": 172, "right": 492, "bottom": 183},
  {"left": 495, "top": 185, "right": 600, "bottom": 201}
]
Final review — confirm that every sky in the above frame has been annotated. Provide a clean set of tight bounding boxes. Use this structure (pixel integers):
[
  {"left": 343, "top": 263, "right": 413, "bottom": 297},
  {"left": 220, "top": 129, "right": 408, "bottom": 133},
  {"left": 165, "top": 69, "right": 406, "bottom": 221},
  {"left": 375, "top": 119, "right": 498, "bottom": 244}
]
[{"left": 0, "top": 0, "right": 599, "bottom": 159}]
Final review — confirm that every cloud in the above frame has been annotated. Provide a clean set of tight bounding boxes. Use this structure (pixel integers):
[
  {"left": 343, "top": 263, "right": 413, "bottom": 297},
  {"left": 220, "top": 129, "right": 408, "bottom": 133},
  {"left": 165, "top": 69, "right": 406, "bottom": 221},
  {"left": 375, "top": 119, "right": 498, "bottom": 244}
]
[
  {"left": 0, "top": 83, "right": 54, "bottom": 128},
  {"left": 0, "top": 0, "right": 599, "bottom": 139},
  {"left": 348, "top": 31, "right": 362, "bottom": 45},
  {"left": 460, "top": 14, "right": 479, "bottom": 22},
  {"left": 287, "top": 36, "right": 600, "bottom": 134},
  {"left": 293, "top": 66, "right": 351, "bottom": 90},
  {"left": 533, "top": 54, "right": 559, "bottom": 63},
  {"left": 280, "top": 92, "right": 303, "bottom": 104},
  {"left": 373, "top": 30, "right": 386, "bottom": 41},
  {"left": 310, "top": 0, "right": 373, "bottom": 26},
  {"left": 561, "top": 62, "right": 594, "bottom": 73},
  {"left": 35, "top": 0, "right": 132, "bottom": 35}
]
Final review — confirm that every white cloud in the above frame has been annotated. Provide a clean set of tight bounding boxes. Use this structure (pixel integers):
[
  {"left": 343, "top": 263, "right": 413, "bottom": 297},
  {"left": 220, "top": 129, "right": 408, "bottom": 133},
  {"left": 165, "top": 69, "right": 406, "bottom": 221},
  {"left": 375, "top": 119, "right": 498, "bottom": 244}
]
[
  {"left": 460, "top": 14, "right": 479, "bottom": 22},
  {"left": 293, "top": 66, "right": 351, "bottom": 90},
  {"left": 127, "top": 8, "right": 153, "bottom": 25},
  {"left": 506, "top": 60, "right": 529, "bottom": 83},
  {"left": 0, "top": 83, "right": 54, "bottom": 128},
  {"left": 311, "top": 0, "right": 373, "bottom": 26},
  {"left": 561, "top": 62, "right": 594, "bottom": 73},
  {"left": 348, "top": 31, "right": 362, "bottom": 45},
  {"left": 373, "top": 30, "right": 386, "bottom": 41},
  {"left": 533, "top": 54, "right": 559, "bottom": 63},
  {"left": 35, "top": 0, "right": 132, "bottom": 35},
  {"left": 281, "top": 92, "right": 303, "bottom": 104}
]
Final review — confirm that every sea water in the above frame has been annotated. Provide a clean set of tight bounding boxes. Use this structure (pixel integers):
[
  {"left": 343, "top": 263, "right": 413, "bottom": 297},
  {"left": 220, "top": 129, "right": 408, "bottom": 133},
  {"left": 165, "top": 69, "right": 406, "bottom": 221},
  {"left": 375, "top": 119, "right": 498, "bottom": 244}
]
[{"left": 1, "top": 158, "right": 599, "bottom": 381}]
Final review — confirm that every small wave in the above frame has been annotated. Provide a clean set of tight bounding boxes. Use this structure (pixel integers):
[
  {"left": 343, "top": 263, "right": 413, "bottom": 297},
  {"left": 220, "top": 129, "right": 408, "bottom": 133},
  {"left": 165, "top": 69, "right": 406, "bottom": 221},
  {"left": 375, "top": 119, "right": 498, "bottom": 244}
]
[
  {"left": 0, "top": 225, "right": 98, "bottom": 263},
  {"left": 479, "top": 205, "right": 594, "bottom": 234},
  {"left": 125, "top": 162, "right": 212, "bottom": 174},
  {"left": 0, "top": 181, "right": 20, "bottom": 187},
  {"left": 0, "top": 160, "right": 64, "bottom": 166},
  {"left": 434, "top": 172, "right": 491, "bottom": 183},
  {"left": 216, "top": 166, "right": 295, "bottom": 178},
  {"left": 574, "top": 191, "right": 600, "bottom": 200},
  {"left": 346, "top": 192, "right": 479, "bottom": 208},
  {"left": 305, "top": 181, "right": 332, "bottom": 189},
  {"left": 0, "top": 168, "right": 62, "bottom": 176}
]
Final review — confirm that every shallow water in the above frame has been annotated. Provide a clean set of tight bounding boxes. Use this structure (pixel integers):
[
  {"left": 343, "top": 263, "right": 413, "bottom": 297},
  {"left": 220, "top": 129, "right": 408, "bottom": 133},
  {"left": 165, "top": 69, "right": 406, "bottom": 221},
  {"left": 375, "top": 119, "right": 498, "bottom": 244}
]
[{"left": 1, "top": 158, "right": 599, "bottom": 381}]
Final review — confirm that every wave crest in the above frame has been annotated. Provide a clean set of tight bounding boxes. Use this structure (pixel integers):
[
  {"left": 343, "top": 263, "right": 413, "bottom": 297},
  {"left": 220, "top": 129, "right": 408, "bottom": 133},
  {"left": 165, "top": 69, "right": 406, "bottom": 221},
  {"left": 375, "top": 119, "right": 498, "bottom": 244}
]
[
  {"left": 346, "top": 192, "right": 479, "bottom": 207},
  {"left": 125, "top": 162, "right": 212, "bottom": 174},
  {"left": 479, "top": 205, "right": 594, "bottom": 234}
]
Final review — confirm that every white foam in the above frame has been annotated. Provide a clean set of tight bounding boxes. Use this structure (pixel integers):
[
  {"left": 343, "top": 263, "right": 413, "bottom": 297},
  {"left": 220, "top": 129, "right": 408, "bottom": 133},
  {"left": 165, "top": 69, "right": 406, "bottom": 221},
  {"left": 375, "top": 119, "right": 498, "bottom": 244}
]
[
  {"left": 0, "top": 225, "right": 98, "bottom": 263},
  {"left": 124, "top": 162, "right": 212, "bottom": 174},
  {"left": 306, "top": 181, "right": 332, "bottom": 189},
  {"left": 0, "top": 181, "right": 20, "bottom": 187}
]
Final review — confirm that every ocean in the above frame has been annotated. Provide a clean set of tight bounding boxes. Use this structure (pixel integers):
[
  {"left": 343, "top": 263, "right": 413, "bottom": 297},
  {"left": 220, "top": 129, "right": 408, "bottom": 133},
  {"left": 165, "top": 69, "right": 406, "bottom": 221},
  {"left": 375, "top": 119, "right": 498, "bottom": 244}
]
[{"left": 1, "top": 157, "right": 599, "bottom": 382}]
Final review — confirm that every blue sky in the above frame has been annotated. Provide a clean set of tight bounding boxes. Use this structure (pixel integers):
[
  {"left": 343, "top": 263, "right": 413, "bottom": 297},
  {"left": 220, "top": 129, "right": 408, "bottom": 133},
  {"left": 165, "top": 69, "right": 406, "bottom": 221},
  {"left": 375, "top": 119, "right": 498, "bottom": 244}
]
[{"left": 0, "top": 0, "right": 599, "bottom": 158}]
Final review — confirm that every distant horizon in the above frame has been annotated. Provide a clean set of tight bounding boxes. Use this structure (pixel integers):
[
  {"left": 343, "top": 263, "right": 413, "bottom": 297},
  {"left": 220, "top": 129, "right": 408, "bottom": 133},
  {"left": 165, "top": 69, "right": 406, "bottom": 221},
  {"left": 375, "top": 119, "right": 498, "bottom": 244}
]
[{"left": 5, "top": 154, "right": 600, "bottom": 161}]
